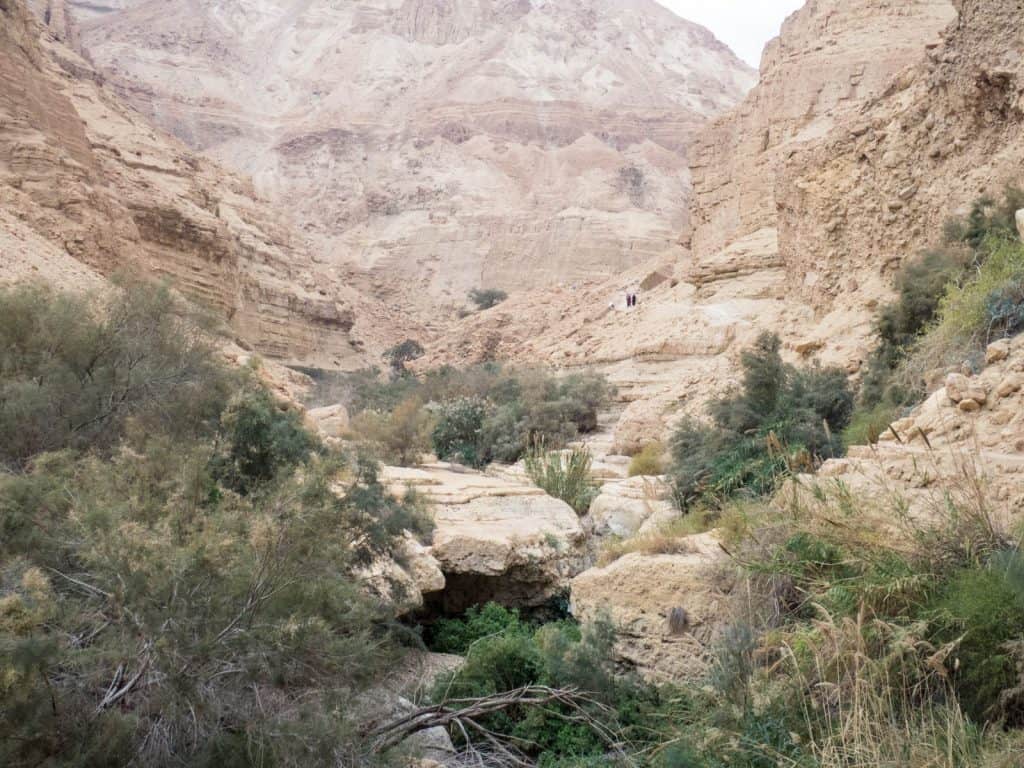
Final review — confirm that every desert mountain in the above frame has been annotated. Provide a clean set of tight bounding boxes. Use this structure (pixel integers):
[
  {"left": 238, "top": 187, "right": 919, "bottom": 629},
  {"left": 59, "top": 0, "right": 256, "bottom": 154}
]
[
  {"left": 71, "top": 0, "right": 755, "bottom": 318},
  {"left": 2, "top": 0, "right": 424, "bottom": 370},
  {"left": 422, "top": 0, "right": 959, "bottom": 449}
]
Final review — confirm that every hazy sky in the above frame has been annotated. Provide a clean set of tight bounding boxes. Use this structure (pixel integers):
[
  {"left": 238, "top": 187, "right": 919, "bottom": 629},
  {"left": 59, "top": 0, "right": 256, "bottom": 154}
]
[{"left": 656, "top": 0, "right": 806, "bottom": 68}]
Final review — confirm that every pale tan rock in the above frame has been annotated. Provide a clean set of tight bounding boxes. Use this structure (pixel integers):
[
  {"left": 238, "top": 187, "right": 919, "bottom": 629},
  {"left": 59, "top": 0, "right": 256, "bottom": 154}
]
[
  {"left": 958, "top": 398, "right": 982, "bottom": 412},
  {"left": 946, "top": 373, "right": 971, "bottom": 403},
  {"left": 571, "top": 532, "right": 733, "bottom": 683},
  {"left": 997, "top": 375, "right": 1023, "bottom": 398},
  {"left": 305, "top": 404, "right": 350, "bottom": 439},
  {"left": 1016, "top": 209, "right": 1024, "bottom": 242},
  {"left": 987, "top": 339, "right": 1011, "bottom": 365},
  {"left": 588, "top": 476, "right": 674, "bottom": 539}
]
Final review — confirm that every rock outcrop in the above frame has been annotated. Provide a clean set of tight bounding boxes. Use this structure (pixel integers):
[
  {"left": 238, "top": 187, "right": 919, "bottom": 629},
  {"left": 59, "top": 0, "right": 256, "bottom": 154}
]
[
  {"left": 70, "top": 0, "right": 755, "bottom": 321},
  {"left": 571, "top": 532, "right": 733, "bottom": 682},
  {"left": 814, "top": 335, "right": 1024, "bottom": 526},
  {"left": 2, "top": 0, "right": 411, "bottom": 369},
  {"left": 422, "top": 0, "right": 963, "bottom": 446},
  {"left": 383, "top": 463, "right": 588, "bottom": 614}
]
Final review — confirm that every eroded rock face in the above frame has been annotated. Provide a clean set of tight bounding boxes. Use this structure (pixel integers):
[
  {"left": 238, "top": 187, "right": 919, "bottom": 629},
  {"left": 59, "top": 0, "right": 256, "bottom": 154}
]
[
  {"left": 384, "top": 463, "right": 588, "bottom": 614},
  {"left": 814, "top": 334, "right": 1024, "bottom": 526},
  {"left": 571, "top": 532, "right": 733, "bottom": 682},
  {"left": 422, "top": 0, "right": 958, "bottom": 445},
  {"left": 3, "top": 0, "right": 414, "bottom": 369},
  {"left": 71, "top": 0, "right": 755, "bottom": 320}
]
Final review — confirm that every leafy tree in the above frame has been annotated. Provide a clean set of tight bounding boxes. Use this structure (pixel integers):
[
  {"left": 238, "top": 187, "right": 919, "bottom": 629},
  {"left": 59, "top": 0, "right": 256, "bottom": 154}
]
[
  {"left": 669, "top": 333, "right": 853, "bottom": 509},
  {"left": 384, "top": 339, "right": 424, "bottom": 378},
  {"left": 469, "top": 288, "right": 508, "bottom": 310}
]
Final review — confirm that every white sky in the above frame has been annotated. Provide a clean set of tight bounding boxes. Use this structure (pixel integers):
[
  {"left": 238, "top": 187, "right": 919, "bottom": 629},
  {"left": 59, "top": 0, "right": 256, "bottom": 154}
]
[{"left": 655, "top": 0, "right": 807, "bottom": 68}]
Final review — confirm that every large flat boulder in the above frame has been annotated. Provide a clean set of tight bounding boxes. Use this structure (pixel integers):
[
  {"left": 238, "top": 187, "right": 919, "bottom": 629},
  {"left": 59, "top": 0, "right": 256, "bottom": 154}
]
[{"left": 571, "top": 532, "right": 733, "bottom": 682}]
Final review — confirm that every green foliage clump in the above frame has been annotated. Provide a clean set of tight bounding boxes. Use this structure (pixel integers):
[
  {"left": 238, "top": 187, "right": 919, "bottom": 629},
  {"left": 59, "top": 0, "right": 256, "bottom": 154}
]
[
  {"left": 433, "top": 607, "right": 669, "bottom": 763},
  {"left": 384, "top": 338, "right": 424, "bottom": 378},
  {"left": 524, "top": 445, "right": 599, "bottom": 515},
  {"left": 428, "top": 603, "right": 524, "bottom": 654},
  {"left": 469, "top": 288, "right": 509, "bottom": 310},
  {"left": 342, "top": 364, "right": 613, "bottom": 468},
  {"left": 432, "top": 396, "right": 488, "bottom": 467},
  {"left": 668, "top": 333, "right": 853, "bottom": 509},
  {"left": 0, "top": 284, "right": 426, "bottom": 767},
  {"left": 211, "top": 386, "right": 321, "bottom": 494},
  {"left": 0, "top": 282, "right": 232, "bottom": 470},
  {"left": 929, "top": 553, "right": 1024, "bottom": 726}
]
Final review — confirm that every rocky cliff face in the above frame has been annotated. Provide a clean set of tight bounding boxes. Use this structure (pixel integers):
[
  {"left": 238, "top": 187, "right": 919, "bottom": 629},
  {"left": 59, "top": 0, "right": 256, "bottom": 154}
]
[
  {"left": 71, "top": 0, "right": 755, "bottom": 317},
  {"left": 423, "top": 0, "right": 960, "bottom": 447},
  {"left": 782, "top": 0, "right": 1024, "bottom": 320},
  {"left": 1, "top": 0, "right": 415, "bottom": 368}
]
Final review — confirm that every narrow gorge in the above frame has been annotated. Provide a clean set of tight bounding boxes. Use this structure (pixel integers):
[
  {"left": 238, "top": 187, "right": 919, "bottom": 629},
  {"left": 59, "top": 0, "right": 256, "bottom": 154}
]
[{"left": 3, "top": 0, "right": 1024, "bottom": 766}]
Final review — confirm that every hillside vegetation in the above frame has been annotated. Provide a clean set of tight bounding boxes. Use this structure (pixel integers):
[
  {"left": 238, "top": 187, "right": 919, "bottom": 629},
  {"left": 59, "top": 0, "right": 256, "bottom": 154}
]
[{"left": 0, "top": 283, "right": 429, "bottom": 767}]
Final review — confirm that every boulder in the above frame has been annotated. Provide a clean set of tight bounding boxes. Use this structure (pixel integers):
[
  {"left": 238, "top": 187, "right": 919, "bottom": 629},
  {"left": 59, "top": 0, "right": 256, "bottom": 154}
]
[
  {"left": 358, "top": 535, "right": 445, "bottom": 613},
  {"left": 587, "top": 476, "right": 675, "bottom": 539},
  {"left": 570, "top": 532, "right": 733, "bottom": 682},
  {"left": 306, "top": 403, "right": 350, "bottom": 438},
  {"left": 958, "top": 398, "right": 981, "bottom": 413},
  {"left": 987, "top": 339, "right": 1011, "bottom": 365},
  {"left": 429, "top": 494, "right": 587, "bottom": 613},
  {"left": 945, "top": 372, "right": 970, "bottom": 402},
  {"left": 997, "top": 374, "right": 1023, "bottom": 398}
]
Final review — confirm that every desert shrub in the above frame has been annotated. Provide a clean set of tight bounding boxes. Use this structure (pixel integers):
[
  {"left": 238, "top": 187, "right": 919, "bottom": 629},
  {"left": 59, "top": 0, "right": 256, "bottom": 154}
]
[
  {"left": 427, "top": 602, "right": 525, "bottom": 654},
  {"left": 211, "top": 386, "right": 321, "bottom": 495},
  {"left": 0, "top": 285, "right": 428, "bottom": 767},
  {"left": 524, "top": 445, "right": 598, "bottom": 515},
  {"left": 628, "top": 441, "right": 665, "bottom": 477},
  {"left": 928, "top": 552, "right": 1024, "bottom": 726},
  {"left": 384, "top": 338, "right": 424, "bottom": 378},
  {"left": 668, "top": 333, "right": 852, "bottom": 509},
  {"left": 945, "top": 187, "right": 1024, "bottom": 249},
  {"left": 433, "top": 614, "right": 668, "bottom": 763},
  {"left": 350, "top": 395, "right": 434, "bottom": 466},
  {"left": 0, "top": 282, "right": 233, "bottom": 470},
  {"left": 469, "top": 288, "right": 508, "bottom": 310},
  {"left": 431, "top": 396, "right": 488, "bottom": 467}
]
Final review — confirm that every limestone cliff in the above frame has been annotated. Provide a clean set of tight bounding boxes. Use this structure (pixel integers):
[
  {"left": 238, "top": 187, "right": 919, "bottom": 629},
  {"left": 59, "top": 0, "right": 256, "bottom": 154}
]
[
  {"left": 421, "top": 0, "right": 963, "bottom": 450},
  {"left": 782, "top": 0, "right": 1024, "bottom": 322},
  {"left": 70, "top": 0, "right": 755, "bottom": 319},
  {"left": 1, "top": 0, "right": 412, "bottom": 369}
]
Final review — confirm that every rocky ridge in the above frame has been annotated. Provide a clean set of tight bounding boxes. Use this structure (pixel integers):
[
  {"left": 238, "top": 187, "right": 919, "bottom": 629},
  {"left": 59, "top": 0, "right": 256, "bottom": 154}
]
[
  {"left": 70, "top": 0, "right": 755, "bottom": 321},
  {"left": 424, "top": 0, "right": 961, "bottom": 448},
  {"left": 2, "top": 0, "right": 415, "bottom": 369}
]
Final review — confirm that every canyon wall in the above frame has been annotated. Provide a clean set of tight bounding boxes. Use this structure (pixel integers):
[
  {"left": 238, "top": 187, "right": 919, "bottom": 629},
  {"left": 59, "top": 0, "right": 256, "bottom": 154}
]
[
  {"left": 1, "top": 0, "right": 413, "bottom": 369},
  {"left": 71, "top": 0, "right": 756, "bottom": 316}
]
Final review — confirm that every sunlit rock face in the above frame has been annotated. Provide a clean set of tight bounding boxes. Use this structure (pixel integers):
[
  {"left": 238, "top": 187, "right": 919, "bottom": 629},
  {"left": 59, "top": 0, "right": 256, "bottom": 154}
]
[{"left": 72, "top": 0, "right": 755, "bottom": 319}]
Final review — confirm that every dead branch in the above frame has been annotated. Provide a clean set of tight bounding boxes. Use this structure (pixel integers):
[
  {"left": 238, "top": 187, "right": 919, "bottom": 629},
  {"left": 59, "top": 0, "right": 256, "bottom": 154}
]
[{"left": 364, "top": 685, "right": 633, "bottom": 764}]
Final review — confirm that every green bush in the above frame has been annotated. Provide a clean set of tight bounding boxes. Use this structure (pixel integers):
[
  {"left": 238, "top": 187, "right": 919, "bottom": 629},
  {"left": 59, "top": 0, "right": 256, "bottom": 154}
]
[
  {"left": 469, "top": 288, "right": 509, "bottom": 310},
  {"left": 524, "top": 445, "right": 599, "bottom": 515},
  {"left": 383, "top": 339, "right": 424, "bottom": 378},
  {"left": 668, "top": 333, "right": 852, "bottom": 509},
  {"left": 211, "top": 386, "right": 321, "bottom": 495},
  {"left": 0, "top": 284, "right": 426, "bottom": 767},
  {"left": 428, "top": 602, "right": 525, "bottom": 654},
  {"left": 431, "top": 396, "right": 488, "bottom": 467},
  {"left": 0, "top": 282, "right": 233, "bottom": 470},
  {"left": 929, "top": 552, "right": 1024, "bottom": 726}
]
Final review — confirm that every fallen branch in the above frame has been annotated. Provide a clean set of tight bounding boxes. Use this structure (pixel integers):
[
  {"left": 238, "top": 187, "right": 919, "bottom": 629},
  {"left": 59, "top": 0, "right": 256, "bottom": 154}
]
[{"left": 364, "top": 685, "right": 633, "bottom": 764}]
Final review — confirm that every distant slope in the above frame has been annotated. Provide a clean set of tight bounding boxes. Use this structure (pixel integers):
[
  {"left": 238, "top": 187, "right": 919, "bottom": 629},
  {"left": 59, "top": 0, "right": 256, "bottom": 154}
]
[
  {"left": 72, "top": 0, "right": 755, "bottom": 316},
  {"left": 1, "top": 0, "right": 420, "bottom": 370}
]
